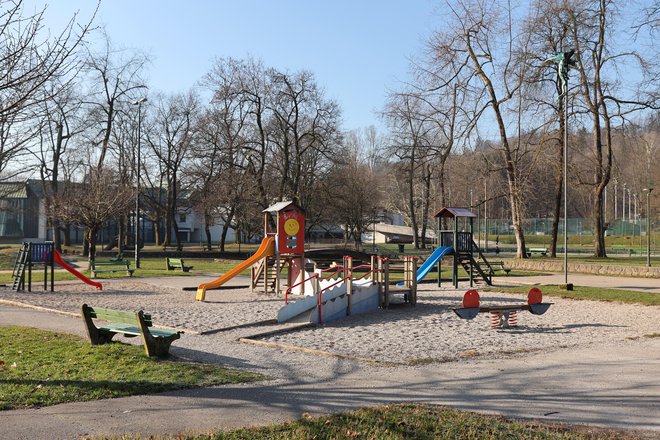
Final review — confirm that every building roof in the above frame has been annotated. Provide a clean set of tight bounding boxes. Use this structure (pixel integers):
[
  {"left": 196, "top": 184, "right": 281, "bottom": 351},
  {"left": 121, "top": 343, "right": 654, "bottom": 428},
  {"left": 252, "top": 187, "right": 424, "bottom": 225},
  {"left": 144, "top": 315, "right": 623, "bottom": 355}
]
[
  {"left": 433, "top": 207, "right": 476, "bottom": 219},
  {"left": 374, "top": 223, "right": 436, "bottom": 238},
  {"left": 263, "top": 200, "right": 304, "bottom": 213},
  {"left": 0, "top": 182, "right": 27, "bottom": 199}
]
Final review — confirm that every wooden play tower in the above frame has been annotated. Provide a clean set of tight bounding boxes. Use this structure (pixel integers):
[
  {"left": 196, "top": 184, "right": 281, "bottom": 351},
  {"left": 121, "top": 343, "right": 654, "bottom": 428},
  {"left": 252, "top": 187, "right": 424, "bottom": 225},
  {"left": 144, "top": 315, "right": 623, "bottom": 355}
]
[
  {"left": 251, "top": 201, "right": 306, "bottom": 295},
  {"left": 434, "top": 207, "right": 493, "bottom": 288}
]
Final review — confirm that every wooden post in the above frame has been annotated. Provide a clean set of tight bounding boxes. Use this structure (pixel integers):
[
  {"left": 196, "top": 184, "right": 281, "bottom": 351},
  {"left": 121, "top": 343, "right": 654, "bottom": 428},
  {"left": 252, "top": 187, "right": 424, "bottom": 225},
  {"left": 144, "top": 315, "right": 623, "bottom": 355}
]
[
  {"left": 383, "top": 259, "right": 390, "bottom": 308},
  {"left": 377, "top": 257, "right": 383, "bottom": 307},
  {"left": 411, "top": 257, "right": 417, "bottom": 305},
  {"left": 453, "top": 217, "right": 459, "bottom": 288},
  {"left": 344, "top": 256, "right": 353, "bottom": 315},
  {"left": 275, "top": 256, "right": 281, "bottom": 296},
  {"left": 469, "top": 217, "right": 474, "bottom": 288},
  {"left": 262, "top": 257, "right": 270, "bottom": 292}
]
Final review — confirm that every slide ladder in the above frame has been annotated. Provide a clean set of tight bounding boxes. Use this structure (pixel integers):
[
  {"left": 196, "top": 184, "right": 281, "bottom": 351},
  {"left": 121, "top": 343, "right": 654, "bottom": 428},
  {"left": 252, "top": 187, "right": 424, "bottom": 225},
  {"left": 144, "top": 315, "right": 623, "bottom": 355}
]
[{"left": 11, "top": 243, "right": 30, "bottom": 291}]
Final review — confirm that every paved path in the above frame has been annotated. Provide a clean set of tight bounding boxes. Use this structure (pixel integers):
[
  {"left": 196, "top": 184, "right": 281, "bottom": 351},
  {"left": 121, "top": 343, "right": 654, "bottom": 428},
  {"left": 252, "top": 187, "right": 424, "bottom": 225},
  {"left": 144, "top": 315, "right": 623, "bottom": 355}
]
[{"left": 1, "top": 271, "right": 659, "bottom": 439}]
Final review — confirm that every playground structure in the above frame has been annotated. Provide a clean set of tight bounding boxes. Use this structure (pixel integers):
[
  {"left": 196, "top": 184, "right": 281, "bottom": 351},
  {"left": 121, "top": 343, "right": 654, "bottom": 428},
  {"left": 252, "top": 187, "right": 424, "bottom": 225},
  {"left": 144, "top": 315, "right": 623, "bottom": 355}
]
[
  {"left": 277, "top": 255, "right": 418, "bottom": 324},
  {"left": 453, "top": 288, "right": 552, "bottom": 329},
  {"left": 11, "top": 242, "right": 102, "bottom": 291},
  {"left": 196, "top": 201, "right": 306, "bottom": 301},
  {"left": 432, "top": 207, "right": 503, "bottom": 288},
  {"left": 194, "top": 200, "right": 419, "bottom": 323}
]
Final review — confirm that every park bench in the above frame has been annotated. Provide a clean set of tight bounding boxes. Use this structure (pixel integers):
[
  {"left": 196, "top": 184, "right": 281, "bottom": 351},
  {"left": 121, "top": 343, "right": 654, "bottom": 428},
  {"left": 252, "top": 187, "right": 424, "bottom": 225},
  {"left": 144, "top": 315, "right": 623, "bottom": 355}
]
[
  {"left": 611, "top": 244, "right": 635, "bottom": 256},
  {"left": 81, "top": 304, "right": 183, "bottom": 357},
  {"left": 90, "top": 260, "right": 134, "bottom": 277},
  {"left": 166, "top": 257, "right": 193, "bottom": 272},
  {"left": 483, "top": 261, "right": 511, "bottom": 275},
  {"left": 526, "top": 247, "right": 548, "bottom": 257}
]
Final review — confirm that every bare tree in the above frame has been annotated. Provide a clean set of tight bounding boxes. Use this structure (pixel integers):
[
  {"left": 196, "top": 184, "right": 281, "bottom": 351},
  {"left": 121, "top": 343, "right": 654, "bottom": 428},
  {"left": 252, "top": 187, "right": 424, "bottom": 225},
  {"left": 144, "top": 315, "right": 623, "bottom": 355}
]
[
  {"left": 268, "top": 69, "right": 342, "bottom": 204},
  {"left": 567, "top": 0, "right": 658, "bottom": 256},
  {"left": 384, "top": 91, "right": 434, "bottom": 248},
  {"left": 52, "top": 169, "right": 134, "bottom": 264},
  {"left": 34, "top": 78, "right": 87, "bottom": 251},
  {"left": 146, "top": 91, "right": 199, "bottom": 250},
  {"left": 82, "top": 32, "right": 148, "bottom": 171},
  {"left": 325, "top": 131, "right": 384, "bottom": 250},
  {"left": 0, "top": 0, "right": 95, "bottom": 178},
  {"left": 425, "top": 0, "right": 534, "bottom": 257}
]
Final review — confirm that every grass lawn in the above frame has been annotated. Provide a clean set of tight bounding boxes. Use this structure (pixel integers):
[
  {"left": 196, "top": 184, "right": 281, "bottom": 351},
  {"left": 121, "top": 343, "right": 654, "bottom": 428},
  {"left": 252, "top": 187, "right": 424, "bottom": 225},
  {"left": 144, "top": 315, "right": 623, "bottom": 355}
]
[
  {"left": 0, "top": 326, "right": 265, "bottom": 410},
  {"left": 0, "top": 254, "right": 250, "bottom": 284},
  {"left": 103, "top": 403, "right": 639, "bottom": 439},
  {"left": 484, "top": 285, "right": 660, "bottom": 306}
]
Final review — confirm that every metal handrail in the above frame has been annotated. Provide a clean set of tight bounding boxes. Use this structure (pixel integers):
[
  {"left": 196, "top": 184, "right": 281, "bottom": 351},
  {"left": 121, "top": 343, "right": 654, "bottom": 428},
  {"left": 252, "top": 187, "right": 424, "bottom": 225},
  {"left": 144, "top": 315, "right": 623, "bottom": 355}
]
[
  {"left": 317, "top": 275, "right": 350, "bottom": 324},
  {"left": 320, "top": 267, "right": 343, "bottom": 281},
  {"left": 284, "top": 272, "right": 319, "bottom": 304}
]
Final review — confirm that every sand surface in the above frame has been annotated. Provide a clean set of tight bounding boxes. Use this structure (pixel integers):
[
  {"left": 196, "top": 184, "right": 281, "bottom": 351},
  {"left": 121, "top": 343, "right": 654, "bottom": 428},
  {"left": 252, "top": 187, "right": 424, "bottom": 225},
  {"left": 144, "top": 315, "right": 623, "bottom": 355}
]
[{"left": 2, "top": 277, "right": 658, "bottom": 366}]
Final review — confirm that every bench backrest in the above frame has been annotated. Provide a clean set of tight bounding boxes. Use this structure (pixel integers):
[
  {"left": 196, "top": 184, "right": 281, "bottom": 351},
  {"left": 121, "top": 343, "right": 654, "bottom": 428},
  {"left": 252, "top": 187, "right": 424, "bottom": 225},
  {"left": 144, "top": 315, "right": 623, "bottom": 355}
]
[
  {"left": 83, "top": 305, "right": 152, "bottom": 327},
  {"left": 92, "top": 260, "right": 130, "bottom": 266}
]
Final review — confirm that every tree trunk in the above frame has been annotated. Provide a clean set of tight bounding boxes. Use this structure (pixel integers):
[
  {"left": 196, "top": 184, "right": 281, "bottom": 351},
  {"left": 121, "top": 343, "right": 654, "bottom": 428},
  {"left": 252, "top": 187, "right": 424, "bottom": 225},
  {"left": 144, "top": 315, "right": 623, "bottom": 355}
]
[
  {"left": 204, "top": 211, "right": 213, "bottom": 251},
  {"left": 82, "top": 236, "right": 89, "bottom": 257},
  {"left": 407, "top": 153, "right": 420, "bottom": 249},
  {"left": 86, "top": 227, "right": 98, "bottom": 264},
  {"left": 153, "top": 218, "right": 162, "bottom": 246},
  {"left": 63, "top": 224, "right": 71, "bottom": 246},
  {"left": 420, "top": 163, "right": 432, "bottom": 249}
]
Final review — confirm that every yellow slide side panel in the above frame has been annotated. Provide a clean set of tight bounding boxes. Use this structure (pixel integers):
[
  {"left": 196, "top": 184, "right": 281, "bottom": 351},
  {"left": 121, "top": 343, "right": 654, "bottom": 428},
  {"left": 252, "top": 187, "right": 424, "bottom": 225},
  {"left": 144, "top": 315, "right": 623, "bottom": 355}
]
[{"left": 196, "top": 237, "right": 275, "bottom": 301}]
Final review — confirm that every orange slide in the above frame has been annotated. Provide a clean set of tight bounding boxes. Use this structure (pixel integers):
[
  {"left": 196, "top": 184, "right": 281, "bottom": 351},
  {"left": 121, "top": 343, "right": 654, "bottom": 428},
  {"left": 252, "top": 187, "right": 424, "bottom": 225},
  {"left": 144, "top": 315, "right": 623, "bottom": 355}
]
[
  {"left": 53, "top": 250, "right": 103, "bottom": 290},
  {"left": 196, "top": 237, "right": 275, "bottom": 301}
]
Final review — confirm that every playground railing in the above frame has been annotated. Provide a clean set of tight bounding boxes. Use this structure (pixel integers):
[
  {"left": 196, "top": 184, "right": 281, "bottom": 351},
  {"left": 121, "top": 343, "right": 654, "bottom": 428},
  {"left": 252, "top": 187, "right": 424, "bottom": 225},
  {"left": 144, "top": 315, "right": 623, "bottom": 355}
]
[
  {"left": 353, "top": 268, "right": 381, "bottom": 282},
  {"left": 284, "top": 272, "right": 319, "bottom": 304},
  {"left": 316, "top": 275, "right": 351, "bottom": 324},
  {"left": 319, "top": 265, "right": 344, "bottom": 281}
]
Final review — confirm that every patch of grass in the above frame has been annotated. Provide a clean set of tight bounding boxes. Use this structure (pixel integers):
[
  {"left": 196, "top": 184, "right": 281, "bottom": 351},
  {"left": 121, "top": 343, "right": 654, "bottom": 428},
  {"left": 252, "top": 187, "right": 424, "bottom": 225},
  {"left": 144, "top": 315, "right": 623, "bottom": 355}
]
[
  {"left": 0, "top": 326, "right": 265, "bottom": 410},
  {"left": 483, "top": 285, "right": 660, "bottom": 306},
  {"left": 105, "top": 403, "right": 640, "bottom": 439},
  {"left": 0, "top": 255, "right": 255, "bottom": 284}
]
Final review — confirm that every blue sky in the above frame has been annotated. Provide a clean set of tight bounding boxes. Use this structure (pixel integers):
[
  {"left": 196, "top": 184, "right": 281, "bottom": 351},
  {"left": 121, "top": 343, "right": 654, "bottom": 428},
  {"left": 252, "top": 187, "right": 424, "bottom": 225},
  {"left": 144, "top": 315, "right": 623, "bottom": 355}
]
[{"left": 36, "top": 1, "right": 439, "bottom": 131}]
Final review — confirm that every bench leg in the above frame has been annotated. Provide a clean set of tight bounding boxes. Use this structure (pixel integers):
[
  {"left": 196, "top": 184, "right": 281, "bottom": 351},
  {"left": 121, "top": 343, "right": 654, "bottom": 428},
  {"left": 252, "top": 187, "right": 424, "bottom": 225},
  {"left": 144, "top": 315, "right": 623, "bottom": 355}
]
[
  {"left": 81, "top": 304, "right": 116, "bottom": 345},
  {"left": 136, "top": 311, "right": 180, "bottom": 357}
]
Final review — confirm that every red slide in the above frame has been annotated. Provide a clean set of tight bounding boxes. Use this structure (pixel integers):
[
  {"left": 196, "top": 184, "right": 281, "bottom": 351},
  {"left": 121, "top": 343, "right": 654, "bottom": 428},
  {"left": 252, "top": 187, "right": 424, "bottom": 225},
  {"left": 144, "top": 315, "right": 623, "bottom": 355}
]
[{"left": 53, "top": 250, "right": 103, "bottom": 290}]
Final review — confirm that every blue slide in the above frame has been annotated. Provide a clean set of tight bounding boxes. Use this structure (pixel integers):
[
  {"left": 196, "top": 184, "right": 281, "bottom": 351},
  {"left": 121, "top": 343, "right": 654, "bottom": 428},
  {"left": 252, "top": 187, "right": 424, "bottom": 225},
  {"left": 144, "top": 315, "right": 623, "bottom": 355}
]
[{"left": 414, "top": 246, "right": 453, "bottom": 283}]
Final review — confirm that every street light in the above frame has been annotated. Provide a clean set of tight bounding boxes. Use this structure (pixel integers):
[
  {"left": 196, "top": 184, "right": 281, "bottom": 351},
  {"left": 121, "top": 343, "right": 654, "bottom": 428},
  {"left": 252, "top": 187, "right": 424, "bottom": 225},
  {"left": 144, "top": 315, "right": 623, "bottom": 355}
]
[
  {"left": 547, "top": 48, "right": 575, "bottom": 289},
  {"left": 643, "top": 188, "right": 653, "bottom": 267},
  {"left": 132, "top": 97, "right": 147, "bottom": 269}
]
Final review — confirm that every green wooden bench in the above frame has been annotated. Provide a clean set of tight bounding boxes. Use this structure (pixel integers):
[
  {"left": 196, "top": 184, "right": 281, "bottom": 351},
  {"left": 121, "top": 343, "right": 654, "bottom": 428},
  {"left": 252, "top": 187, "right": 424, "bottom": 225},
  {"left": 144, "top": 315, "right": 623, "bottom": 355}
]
[
  {"left": 526, "top": 247, "right": 548, "bottom": 257},
  {"left": 611, "top": 244, "right": 635, "bottom": 255},
  {"left": 485, "top": 261, "right": 511, "bottom": 275},
  {"left": 166, "top": 257, "right": 193, "bottom": 272},
  {"left": 91, "top": 260, "right": 135, "bottom": 277},
  {"left": 81, "top": 304, "right": 183, "bottom": 357}
]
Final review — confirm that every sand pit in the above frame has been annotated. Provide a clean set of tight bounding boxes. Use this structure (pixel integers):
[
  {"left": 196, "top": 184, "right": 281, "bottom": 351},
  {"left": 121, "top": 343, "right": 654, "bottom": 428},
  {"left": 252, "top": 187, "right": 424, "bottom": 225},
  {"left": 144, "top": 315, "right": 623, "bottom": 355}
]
[{"left": 1, "top": 278, "right": 658, "bottom": 366}]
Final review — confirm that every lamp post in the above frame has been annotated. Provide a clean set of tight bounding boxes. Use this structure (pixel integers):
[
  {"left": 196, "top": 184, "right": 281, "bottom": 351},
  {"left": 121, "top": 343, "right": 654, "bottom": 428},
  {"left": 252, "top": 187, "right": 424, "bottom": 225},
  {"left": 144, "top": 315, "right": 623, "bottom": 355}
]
[
  {"left": 132, "top": 97, "right": 147, "bottom": 269},
  {"left": 547, "top": 48, "right": 576, "bottom": 289},
  {"left": 643, "top": 188, "right": 653, "bottom": 267}
]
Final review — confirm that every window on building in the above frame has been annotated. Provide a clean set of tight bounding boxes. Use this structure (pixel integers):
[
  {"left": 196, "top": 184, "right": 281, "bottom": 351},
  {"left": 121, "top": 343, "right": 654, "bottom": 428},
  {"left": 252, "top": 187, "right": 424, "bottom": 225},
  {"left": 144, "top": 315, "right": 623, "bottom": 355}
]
[{"left": 179, "top": 213, "right": 186, "bottom": 223}]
